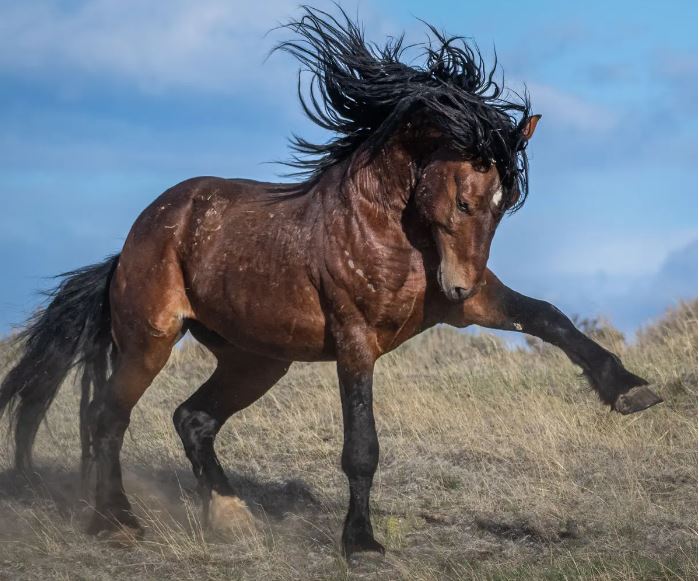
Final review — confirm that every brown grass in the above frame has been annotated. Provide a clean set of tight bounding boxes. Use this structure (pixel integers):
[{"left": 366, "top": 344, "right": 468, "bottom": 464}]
[{"left": 0, "top": 301, "right": 696, "bottom": 580}]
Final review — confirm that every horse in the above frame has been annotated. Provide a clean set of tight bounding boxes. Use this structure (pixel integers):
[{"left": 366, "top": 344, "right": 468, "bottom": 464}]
[{"left": 0, "top": 7, "right": 661, "bottom": 557}]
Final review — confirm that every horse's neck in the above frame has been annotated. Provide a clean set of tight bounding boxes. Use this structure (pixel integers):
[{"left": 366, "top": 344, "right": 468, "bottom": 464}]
[
  {"left": 341, "top": 140, "right": 417, "bottom": 214},
  {"left": 321, "top": 141, "right": 434, "bottom": 265}
]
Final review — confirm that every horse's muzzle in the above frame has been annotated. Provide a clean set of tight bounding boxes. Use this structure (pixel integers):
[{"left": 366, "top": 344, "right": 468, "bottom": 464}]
[
  {"left": 450, "top": 286, "right": 477, "bottom": 301},
  {"left": 438, "top": 264, "right": 484, "bottom": 302}
]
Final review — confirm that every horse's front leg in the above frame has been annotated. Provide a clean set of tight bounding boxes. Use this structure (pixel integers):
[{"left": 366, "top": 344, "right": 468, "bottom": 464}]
[
  {"left": 458, "top": 270, "right": 662, "bottom": 414},
  {"left": 335, "top": 328, "right": 385, "bottom": 558}
]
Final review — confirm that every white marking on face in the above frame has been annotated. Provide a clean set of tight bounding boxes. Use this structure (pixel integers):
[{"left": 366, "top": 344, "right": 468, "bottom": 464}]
[{"left": 492, "top": 186, "right": 503, "bottom": 208}]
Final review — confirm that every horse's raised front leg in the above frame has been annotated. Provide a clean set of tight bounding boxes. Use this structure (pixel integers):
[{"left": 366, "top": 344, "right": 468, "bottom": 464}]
[
  {"left": 458, "top": 270, "right": 662, "bottom": 414},
  {"left": 335, "top": 327, "right": 384, "bottom": 558}
]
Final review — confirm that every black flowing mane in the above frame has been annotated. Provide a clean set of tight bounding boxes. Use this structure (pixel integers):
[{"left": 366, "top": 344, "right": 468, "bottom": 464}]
[{"left": 276, "top": 6, "right": 532, "bottom": 212}]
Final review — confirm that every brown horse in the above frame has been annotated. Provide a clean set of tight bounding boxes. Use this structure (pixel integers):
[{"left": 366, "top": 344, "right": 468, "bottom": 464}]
[{"left": 0, "top": 8, "right": 661, "bottom": 557}]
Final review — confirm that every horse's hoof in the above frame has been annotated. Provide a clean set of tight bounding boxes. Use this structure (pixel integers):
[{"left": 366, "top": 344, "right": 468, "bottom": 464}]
[
  {"left": 208, "top": 491, "right": 258, "bottom": 536},
  {"left": 342, "top": 531, "right": 386, "bottom": 559},
  {"left": 87, "top": 515, "right": 144, "bottom": 547},
  {"left": 86, "top": 510, "right": 144, "bottom": 543},
  {"left": 95, "top": 525, "right": 144, "bottom": 547},
  {"left": 614, "top": 385, "right": 663, "bottom": 415}
]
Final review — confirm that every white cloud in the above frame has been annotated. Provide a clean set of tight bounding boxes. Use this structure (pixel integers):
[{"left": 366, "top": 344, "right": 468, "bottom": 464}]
[
  {"left": 0, "top": 0, "right": 309, "bottom": 95},
  {"left": 490, "top": 238, "right": 697, "bottom": 332},
  {"left": 0, "top": 0, "right": 624, "bottom": 138},
  {"left": 545, "top": 229, "right": 696, "bottom": 277},
  {"left": 0, "top": 1, "right": 396, "bottom": 98},
  {"left": 527, "top": 82, "right": 618, "bottom": 132}
]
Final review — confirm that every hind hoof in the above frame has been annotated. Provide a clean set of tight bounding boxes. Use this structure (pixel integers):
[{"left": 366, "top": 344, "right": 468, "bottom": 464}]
[
  {"left": 87, "top": 510, "right": 144, "bottom": 545},
  {"left": 96, "top": 525, "right": 144, "bottom": 547},
  {"left": 614, "top": 385, "right": 663, "bottom": 415},
  {"left": 208, "top": 491, "right": 258, "bottom": 536}
]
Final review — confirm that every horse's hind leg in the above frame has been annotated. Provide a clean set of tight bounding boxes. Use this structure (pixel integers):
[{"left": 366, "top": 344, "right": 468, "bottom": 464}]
[
  {"left": 86, "top": 342, "right": 178, "bottom": 537},
  {"left": 173, "top": 347, "right": 290, "bottom": 533},
  {"left": 87, "top": 317, "right": 183, "bottom": 538}
]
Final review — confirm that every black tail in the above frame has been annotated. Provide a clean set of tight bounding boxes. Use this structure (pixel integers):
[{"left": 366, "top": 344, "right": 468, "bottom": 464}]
[{"left": 0, "top": 254, "right": 120, "bottom": 475}]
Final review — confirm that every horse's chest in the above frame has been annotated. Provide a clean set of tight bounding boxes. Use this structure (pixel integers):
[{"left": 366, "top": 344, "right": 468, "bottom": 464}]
[{"left": 346, "top": 255, "right": 428, "bottom": 352}]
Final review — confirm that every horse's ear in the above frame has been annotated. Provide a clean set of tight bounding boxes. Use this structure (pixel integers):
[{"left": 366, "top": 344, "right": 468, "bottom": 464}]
[{"left": 521, "top": 114, "right": 542, "bottom": 141}]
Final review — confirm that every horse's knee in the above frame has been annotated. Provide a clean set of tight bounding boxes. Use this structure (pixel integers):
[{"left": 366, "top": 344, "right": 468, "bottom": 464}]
[
  {"left": 173, "top": 404, "right": 221, "bottom": 477},
  {"left": 173, "top": 405, "right": 219, "bottom": 443},
  {"left": 172, "top": 403, "right": 190, "bottom": 437},
  {"left": 91, "top": 398, "right": 130, "bottom": 445}
]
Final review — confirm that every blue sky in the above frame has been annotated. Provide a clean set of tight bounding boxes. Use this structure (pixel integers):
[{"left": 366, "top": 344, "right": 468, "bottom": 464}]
[{"left": 0, "top": 0, "right": 696, "bottom": 335}]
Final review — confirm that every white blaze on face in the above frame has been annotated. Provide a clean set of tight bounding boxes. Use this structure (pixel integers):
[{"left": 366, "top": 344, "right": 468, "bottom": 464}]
[{"left": 491, "top": 185, "right": 503, "bottom": 209}]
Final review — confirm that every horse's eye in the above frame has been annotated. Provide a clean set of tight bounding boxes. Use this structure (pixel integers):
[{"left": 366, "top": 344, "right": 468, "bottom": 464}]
[{"left": 456, "top": 199, "right": 471, "bottom": 214}]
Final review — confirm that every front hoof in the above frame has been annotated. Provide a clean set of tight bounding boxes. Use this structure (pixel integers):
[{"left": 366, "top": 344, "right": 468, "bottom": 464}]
[
  {"left": 342, "top": 529, "right": 385, "bottom": 558},
  {"left": 614, "top": 385, "right": 664, "bottom": 415}
]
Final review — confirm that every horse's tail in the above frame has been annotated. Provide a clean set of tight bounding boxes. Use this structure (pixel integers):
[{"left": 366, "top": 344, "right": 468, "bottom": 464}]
[{"left": 0, "top": 254, "right": 120, "bottom": 476}]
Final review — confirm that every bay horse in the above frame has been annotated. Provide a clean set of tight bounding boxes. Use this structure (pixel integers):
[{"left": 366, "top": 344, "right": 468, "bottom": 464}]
[{"left": 0, "top": 8, "right": 661, "bottom": 557}]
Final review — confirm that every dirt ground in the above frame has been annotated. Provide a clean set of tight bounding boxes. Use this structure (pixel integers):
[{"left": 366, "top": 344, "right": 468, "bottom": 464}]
[{"left": 0, "top": 301, "right": 696, "bottom": 580}]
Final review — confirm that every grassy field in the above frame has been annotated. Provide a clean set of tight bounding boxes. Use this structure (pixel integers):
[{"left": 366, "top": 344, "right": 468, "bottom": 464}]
[{"left": 0, "top": 301, "right": 696, "bottom": 580}]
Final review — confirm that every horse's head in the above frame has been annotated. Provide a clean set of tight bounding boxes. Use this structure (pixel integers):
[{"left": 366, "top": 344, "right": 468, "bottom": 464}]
[
  {"left": 415, "top": 115, "right": 541, "bottom": 302},
  {"left": 277, "top": 5, "right": 541, "bottom": 303}
]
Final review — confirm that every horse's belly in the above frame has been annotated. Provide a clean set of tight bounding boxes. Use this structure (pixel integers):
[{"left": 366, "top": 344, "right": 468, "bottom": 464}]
[{"left": 189, "top": 272, "right": 330, "bottom": 361}]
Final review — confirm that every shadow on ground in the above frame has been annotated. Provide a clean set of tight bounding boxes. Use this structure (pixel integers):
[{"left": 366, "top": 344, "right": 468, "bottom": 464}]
[{"left": 0, "top": 463, "right": 321, "bottom": 525}]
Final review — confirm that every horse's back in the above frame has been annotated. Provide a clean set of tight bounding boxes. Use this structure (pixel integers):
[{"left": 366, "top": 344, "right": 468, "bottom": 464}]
[{"left": 112, "top": 176, "right": 329, "bottom": 360}]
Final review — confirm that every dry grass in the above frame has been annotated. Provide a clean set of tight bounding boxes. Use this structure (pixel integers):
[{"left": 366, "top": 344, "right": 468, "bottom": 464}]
[{"left": 0, "top": 301, "right": 696, "bottom": 580}]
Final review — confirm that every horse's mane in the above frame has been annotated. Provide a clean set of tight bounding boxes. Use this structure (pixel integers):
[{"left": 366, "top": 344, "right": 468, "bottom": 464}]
[{"left": 275, "top": 6, "right": 532, "bottom": 212}]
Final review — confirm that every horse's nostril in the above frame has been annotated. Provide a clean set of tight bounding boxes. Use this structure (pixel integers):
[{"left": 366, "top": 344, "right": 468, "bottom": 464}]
[{"left": 454, "top": 286, "right": 474, "bottom": 300}]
